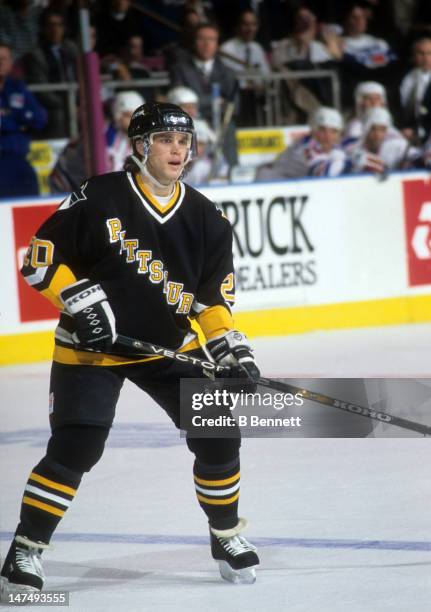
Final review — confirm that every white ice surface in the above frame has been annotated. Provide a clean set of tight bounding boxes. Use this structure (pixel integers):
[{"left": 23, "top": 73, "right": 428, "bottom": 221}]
[{"left": 1, "top": 324, "right": 431, "bottom": 611}]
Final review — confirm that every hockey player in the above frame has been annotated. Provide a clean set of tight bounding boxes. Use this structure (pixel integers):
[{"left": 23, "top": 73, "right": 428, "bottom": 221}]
[
  {"left": 0, "top": 102, "right": 260, "bottom": 592},
  {"left": 255, "top": 106, "right": 347, "bottom": 180},
  {"left": 166, "top": 86, "right": 200, "bottom": 120},
  {"left": 106, "top": 90, "right": 145, "bottom": 172},
  {"left": 343, "top": 81, "right": 388, "bottom": 141},
  {"left": 184, "top": 117, "right": 218, "bottom": 185},
  {"left": 348, "top": 107, "right": 420, "bottom": 174}
]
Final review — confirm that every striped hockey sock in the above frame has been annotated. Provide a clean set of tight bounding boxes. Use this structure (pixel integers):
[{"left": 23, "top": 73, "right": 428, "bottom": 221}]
[
  {"left": 16, "top": 456, "right": 82, "bottom": 544},
  {"left": 193, "top": 459, "right": 240, "bottom": 530}
]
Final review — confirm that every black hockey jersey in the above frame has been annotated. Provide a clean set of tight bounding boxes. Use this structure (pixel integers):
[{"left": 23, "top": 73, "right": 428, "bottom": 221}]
[{"left": 21, "top": 171, "right": 235, "bottom": 366}]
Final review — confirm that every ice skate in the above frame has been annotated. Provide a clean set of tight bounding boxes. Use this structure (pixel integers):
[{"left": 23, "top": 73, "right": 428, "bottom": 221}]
[
  {"left": 210, "top": 518, "right": 259, "bottom": 584},
  {"left": 0, "top": 535, "right": 50, "bottom": 593}
]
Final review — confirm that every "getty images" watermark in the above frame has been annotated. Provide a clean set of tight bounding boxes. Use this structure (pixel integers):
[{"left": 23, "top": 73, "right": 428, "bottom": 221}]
[
  {"left": 191, "top": 389, "right": 304, "bottom": 411},
  {"left": 180, "top": 380, "right": 309, "bottom": 437}
]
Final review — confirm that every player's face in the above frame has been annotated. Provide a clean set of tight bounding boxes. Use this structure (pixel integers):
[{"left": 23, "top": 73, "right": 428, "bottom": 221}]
[
  {"left": 196, "top": 139, "right": 208, "bottom": 157},
  {"left": 179, "top": 102, "right": 198, "bottom": 118},
  {"left": 116, "top": 110, "right": 134, "bottom": 133},
  {"left": 367, "top": 124, "right": 387, "bottom": 150},
  {"left": 146, "top": 131, "right": 191, "bottom": 183},
  {"left": 361, "top": 93, "right": 385, "bottom": 111},
  {"left": 314, "top": 126, "right": 340, "bottom": 152}
]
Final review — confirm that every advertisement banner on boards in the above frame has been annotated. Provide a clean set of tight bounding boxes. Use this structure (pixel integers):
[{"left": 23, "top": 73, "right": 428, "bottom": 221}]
[
  {"left": 402, "top": 179, "right": 431, "bottom": 287},
  {"left": 202, "top": 174, "right": 413, "bottom": 311},
  {"left": 12, "top": 203, "right": 59, "bottom": 323}
]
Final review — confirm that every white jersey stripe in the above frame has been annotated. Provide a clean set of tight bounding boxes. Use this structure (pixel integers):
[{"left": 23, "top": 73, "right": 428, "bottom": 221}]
[
  {"left": 194, "top": 482, "right": 240, "bottom": 497},
  {"left": 25, "top": 485, "right": 72, "bottom": 508},
  {"left": 24, "top": 266, "right": 49, "bottom": 287}
]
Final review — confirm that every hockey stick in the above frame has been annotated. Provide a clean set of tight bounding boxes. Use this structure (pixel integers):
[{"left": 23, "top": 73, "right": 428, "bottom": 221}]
[
  {"left": 115, "top": 334, "right": 228, "bottom": 375},
  {"left": 114, "top": 334, "right": 431, "bottom": 436},
  {"left": 256, "top": 378, "right": 431, "bottom": 436},
  {"left": 208, "top": 82, "right": 239, "bottom": 181}
]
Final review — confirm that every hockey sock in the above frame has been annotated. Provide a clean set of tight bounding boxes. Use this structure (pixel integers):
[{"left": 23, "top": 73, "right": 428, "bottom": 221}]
[
  {"left": 193, "top": 458, "right": 240, "bottom": 530},
  {"left": 16, "top": 456, "right": 82, "bottom": 544}
]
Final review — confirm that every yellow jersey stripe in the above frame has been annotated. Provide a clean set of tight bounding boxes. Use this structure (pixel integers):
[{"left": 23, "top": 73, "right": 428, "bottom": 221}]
[
  {"left": 53, "top": 345, "right": 166, "bottom": 366},
  {"left": 196, "top": 492, "right": 240, "bottom": 505},
  {"left": 23, "top": 496, "right": 66, "bottom": 517},
  {"left": 195, "top": 304, "right": 234, "bottom": 341},
  {"left": 135, "top": 174, "right": 180, "bottom": 214},
  {"left": 41, "top": 264, "right": 77, "bottom": 309},
  {"left": 29, "top": 472, "right": 77, "bottom": 496},
  {"left": 194, "top": 472, "right": 240, "bottom": 487}
]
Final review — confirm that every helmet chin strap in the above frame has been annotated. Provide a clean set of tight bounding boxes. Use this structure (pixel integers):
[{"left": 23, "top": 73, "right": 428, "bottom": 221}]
[
  {"left": 130, "top": 154, "right": 175, "bottom": 190},
  {"left": 131, "top": 133, "right": 193, "bottom": 190}
]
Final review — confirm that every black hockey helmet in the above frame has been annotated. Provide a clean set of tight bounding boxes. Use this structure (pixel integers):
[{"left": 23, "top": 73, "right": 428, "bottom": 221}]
[{"left": 128, "top": 102, "right": 195, "bottom": 141}]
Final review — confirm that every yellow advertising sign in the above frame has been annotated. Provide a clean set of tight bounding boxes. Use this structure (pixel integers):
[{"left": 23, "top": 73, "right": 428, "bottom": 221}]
[
  {"left": 236, "top": 130, "right": 285, "bottom": 154},
  {"left": 28, "top": 142, "right": 53, "bottom": 167}
]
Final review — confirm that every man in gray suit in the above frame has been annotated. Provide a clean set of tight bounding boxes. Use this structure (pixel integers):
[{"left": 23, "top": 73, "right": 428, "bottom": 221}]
[{"left": 169, "top": 23, "right": 239, "bottom": 169}]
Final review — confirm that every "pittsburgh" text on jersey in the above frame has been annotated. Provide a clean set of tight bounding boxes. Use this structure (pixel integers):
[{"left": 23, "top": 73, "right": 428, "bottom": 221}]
[{"left": 106, "top": 217, "right": 194, "bottom": 314}]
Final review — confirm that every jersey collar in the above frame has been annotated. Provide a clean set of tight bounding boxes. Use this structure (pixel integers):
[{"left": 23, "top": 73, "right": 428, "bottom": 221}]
[{"left": 127, "top": 172, "right": 186, "bottom": 224}]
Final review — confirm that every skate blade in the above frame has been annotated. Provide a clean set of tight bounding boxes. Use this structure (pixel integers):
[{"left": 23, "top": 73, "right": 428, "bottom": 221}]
[{"left": 217, "top": 561, "right": 257, "bottom": 584}]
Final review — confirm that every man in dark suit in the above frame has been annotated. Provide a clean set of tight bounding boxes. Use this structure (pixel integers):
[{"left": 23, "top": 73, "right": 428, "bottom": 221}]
[
  {"left": 169, "top": 23, "right": 239, "bottom": 169},
  {"left": 23, "top": 9, "right": 77, "bottom": 138}
]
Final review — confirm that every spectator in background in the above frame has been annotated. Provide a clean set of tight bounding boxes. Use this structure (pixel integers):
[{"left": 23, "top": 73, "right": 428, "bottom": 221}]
[
  {"left": 220, "top": 9, "right": 271, "bottom": 126},
  {"left": 340, "top": 4, "right": 398, "bottom": 111},
  {"left": 221, "top": 9, "right": 270, "bottom": 73},
  {"left": 169, "top": 23, "right": 239, "bottom": 169},
  {"left": 98, "top": 28, "right": 152, "bottom": 84},
  {"left": 44, "top": 0, "right": 87, "bottom": 40},
  {"left": 272, "top": 7, "right": 342, "bottom": 69},
  {"left": 49, "top": 90, "right": 144, "bottom": 193},
  {"left": 121, "top": 35, "right": 151, "bottom": 79},
  {"left": 95, "top": 25, "right": 157, "bottom": 101},
  {"left": 139, "top": 0, "right": 215, "bottom": 53},
  {"left": 23, "top": 9, "right": 78, "bottom": 138},
  {"left": 342, "top": 4, "right": 395, "bottom": 70},
  {"left": 0, "top": 0, "right": 42, "bottom": 62},
  {"left": 399, "top": 37, "right": 431, "bottom": 144},
  {"left": 255, "top": 106, "right": 347, "bottom": 180},
  {"left": 0, "top": 42, "right": 47, "bottom": 198},
  {"left": 271, "top": 7, "right": 342, "bottom": 120},
  {"left": 163, "top": 8, "right": 201, "bottom": 69},
  {"left": 349, "top": 107, "right": 418, "bottom": 174},
  {"left": 95, "top": 0, "right": 144, "bottom": 57},
  {"left": 183, "top": 0, "right": 215, "bottom": 23}
]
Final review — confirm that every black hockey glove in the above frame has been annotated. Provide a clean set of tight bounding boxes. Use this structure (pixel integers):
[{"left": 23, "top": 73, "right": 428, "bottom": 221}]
[
  {"left": 206, "top": 330, "right": 260, "bottom": 382},
  {"left": 60, "top": 279, "right": 117, "bottom": 352}
]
